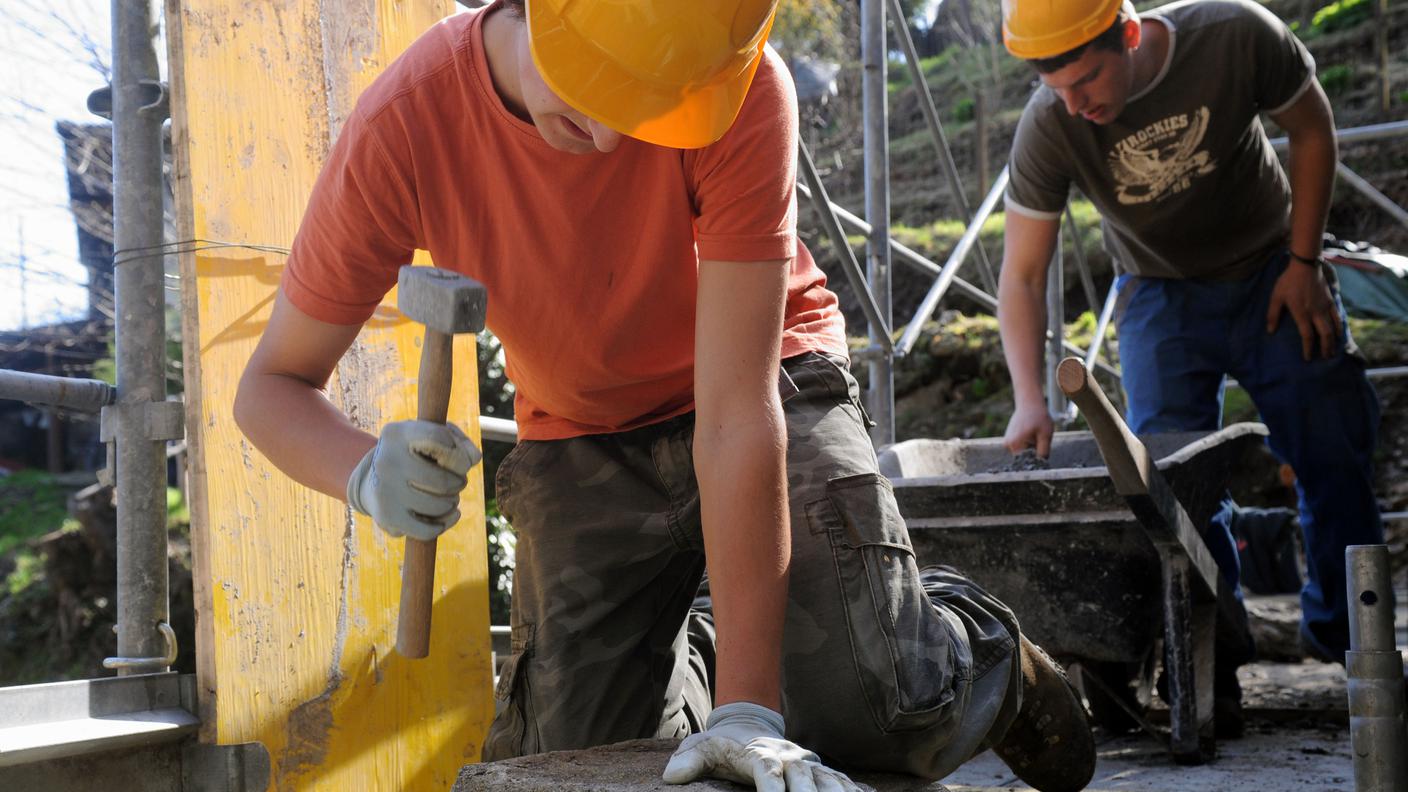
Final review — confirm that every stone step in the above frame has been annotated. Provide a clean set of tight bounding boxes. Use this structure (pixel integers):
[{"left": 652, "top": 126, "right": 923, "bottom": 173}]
[{"left": 454, "top": 739, "right": 948, "bottom": 792}]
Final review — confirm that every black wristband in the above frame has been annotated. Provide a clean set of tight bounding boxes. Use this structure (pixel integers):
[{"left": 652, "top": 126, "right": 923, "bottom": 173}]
[{"left": 1289, "top": 250, "right": 1323, "bottom": 268}]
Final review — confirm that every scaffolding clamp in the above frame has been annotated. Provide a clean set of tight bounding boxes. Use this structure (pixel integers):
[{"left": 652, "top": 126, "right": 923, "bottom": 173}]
[
  {"left": 103, "top": 620, "right": 178, "bottom": 671},
  {"left": 87, "top": 79, "right": 170, "bottom": 122},
  {"left": 97, "top": 399, "right": 186, "bottom": 487}
]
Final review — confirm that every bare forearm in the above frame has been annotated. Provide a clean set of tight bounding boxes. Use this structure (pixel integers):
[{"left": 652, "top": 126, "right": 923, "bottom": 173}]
[
  {"left": 694, "top": 409, "right": 789, "bottom": 712},
  {"left": 1285, "top": 129, "right": 1337, "bottom": 259},
  {"left": 1272, "top": 83, "right": 1339, "bottom": 261},
  {"left": 998, "top": 270, "right": 1050, "bottom": 409},
  {"left": 234, "top": 372, "right": 375, "bottom": 500}
]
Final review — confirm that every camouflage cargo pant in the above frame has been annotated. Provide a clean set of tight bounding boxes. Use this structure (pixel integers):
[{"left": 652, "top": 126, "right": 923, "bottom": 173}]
[{"left": 483, "top": 353, "right": 1023, "bottom": 778}]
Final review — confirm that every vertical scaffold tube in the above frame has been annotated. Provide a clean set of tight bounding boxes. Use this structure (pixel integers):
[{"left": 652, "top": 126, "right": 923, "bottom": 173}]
[
  {"left": 861, "top": 0, "right": 894, "bottom": 445},
  {"left": 111, "top": 0, "right": 171, "bottom": 674},
  {"left": 1346, "top": 545, "right": 1407, "bottom": 792}
]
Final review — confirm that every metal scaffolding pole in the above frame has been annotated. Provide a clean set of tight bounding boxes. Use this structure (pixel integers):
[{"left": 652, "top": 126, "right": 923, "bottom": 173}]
[
  {"left": 107, "top": 0, "right": 175, "bottom": 675},
  {"left": 793, "top": 179, "right": 1122, "bottom": 380},
  {"left": 887, "top": 0, "right": 997, "bottom": 294},
  {"left": 862, "top": 0, "right": 895, "bottom": 445},
  {"left": 795, "top": 181, "right": 997, "bottom": 311},
  {"left": 0, "top": 370, "right": 115, "bottom": 414},
  {"left": 1269, "top": 119, "right": 1408, "bottom": 149},
  {"left": 798, "top": 142, "right": 894, "bottom": 347},
  {"left": 895, "top": 168, "right": 1009, "bottom": 358},
  {"left": 1269, "top": 121, "right": 1408, "bottom": 232},
  {"left": 1345, "top": 545, "right": 1408, "bottom": 791},
  {"left": 1064, "top": 205, "right": 1100, "bottom": 313},
  {"left": 1335, "top": 162, "right": 1408, "bottom": 232},
  {"left": 1045, "top": 238, "right": 1070, "bottom": 422},
  {"left": 1085, "top": 279, "right": 1119, "bottom": 373}
]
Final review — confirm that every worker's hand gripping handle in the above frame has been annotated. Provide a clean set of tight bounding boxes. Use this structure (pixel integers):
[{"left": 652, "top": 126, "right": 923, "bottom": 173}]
[
  {"left": 1056, "top": 357, "right": 1154, "bottom": 497},
  {"left": 397, "top": 329, "right": 454, "bottom": 658}
]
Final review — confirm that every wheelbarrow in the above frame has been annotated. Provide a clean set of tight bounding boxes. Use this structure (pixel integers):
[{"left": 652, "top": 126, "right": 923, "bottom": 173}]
[{"left": 877, "top": 360, "right": 1266, "bottom": 763}]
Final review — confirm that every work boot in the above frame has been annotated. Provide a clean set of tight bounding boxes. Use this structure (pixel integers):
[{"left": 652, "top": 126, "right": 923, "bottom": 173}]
[{"left": 992, "top": 635, "right": 1096, "bottom": 792}]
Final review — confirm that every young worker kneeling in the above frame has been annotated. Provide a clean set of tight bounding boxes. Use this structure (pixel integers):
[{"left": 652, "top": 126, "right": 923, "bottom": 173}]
[{"left": 237, "top": 1, "right": 1097, "bottom": 789}]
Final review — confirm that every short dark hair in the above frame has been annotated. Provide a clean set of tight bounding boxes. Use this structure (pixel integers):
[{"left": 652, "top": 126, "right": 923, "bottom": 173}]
[
  {"left": 501, "top": 0, "right": 524, "bottom": 15},
  {"left": 1029, "top": 13, "right": 1129, "bottom": 74}
]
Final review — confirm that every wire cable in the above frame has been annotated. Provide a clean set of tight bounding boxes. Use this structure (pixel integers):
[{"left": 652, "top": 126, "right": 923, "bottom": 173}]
[{"left": 112, "top": 237, "right": 291, "bottom": 267}]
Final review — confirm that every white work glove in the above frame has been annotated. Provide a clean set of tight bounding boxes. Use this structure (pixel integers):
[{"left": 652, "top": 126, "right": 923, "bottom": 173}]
[
  {"left": 346, "top": 420, "right": 481, "bottom": 541},
  {"left": 663, "top": 702, "right": 867, "bottom": 792}
]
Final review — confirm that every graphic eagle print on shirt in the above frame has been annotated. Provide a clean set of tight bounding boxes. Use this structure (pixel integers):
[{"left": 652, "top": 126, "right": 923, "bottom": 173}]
[{"left": 1109, "top": 107, "right": 1217, "bottom": 205}]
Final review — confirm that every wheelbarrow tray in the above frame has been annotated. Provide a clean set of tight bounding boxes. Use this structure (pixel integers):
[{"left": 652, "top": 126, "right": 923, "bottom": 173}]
[{"left": 878, "top": 422, "right": 1268, "bottom": 663}]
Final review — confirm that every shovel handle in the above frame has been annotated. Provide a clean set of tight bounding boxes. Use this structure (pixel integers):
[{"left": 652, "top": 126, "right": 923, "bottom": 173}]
[{"left": 1056, "top": 357, "right": 1153, "bottom": 497}]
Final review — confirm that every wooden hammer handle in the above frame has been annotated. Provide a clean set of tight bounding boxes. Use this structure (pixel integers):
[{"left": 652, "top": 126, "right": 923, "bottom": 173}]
[
  {"left": 397, "top": 330, "right": 454, "bottom": 659},
  {"left": 1056, "top": 357, "right": 1154, "bottom": 497}
]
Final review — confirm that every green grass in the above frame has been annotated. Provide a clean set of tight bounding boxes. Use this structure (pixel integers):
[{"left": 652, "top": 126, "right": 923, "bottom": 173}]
[
  {"left": 1066, "top": 310, "right": 1119, "bottom": 358},
  {"left": 485, "top": 498, "right": 516, "bottom": 625},
  {"left": 1311, "top": 0, "right": 1373, "bottom": 33},
  {"left": 871, "top": 199, "right": 1106, "bottom": 261},
  {"left": 0, "top": 474, "right": 190, "bottom": 600},
  {"left": 0, "top": 471, "right": 71, "bottom": 556},
  {"left": 6, "top": 552, "right": 44, "bottom": 597},
  {"left": 1348, "top": 316, "right": 1408, "bottom": 365},
  {"left": 1319, "top": 64, "right": 1355, "bottom": 97},
  {"left": 887, "top": 49, "right": 960, "bottom": 95},
  {"left": 886, "top": 43, "right": 1028, "bottom": 100},
  {"left": 1222, "top": 383, "right": 1261, "bottom": 425},
  {"left": 952, "top": 96, "right": 975, "bottom": 123},
  {"left": 166, "top": 487, "right": 189, "bottom": 528}
]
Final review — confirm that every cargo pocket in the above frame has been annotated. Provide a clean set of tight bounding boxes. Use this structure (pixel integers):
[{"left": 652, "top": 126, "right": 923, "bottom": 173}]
[
  {"left": 484, "top": 623, "right": 538, "bottom": 760},
  {"left": 812, "top": 473, "right": 959, "bottom": 733}
]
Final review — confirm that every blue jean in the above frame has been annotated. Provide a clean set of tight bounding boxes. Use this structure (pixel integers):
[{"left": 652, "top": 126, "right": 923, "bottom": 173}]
[{"left": 1115, "top": 252, "right": 1383, "bottom": 661}]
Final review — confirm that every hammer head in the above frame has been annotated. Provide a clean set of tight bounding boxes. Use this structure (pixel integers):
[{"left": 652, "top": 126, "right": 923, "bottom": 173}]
[{"left": 396, "top": 265, "right": 488, "bottom": 335}]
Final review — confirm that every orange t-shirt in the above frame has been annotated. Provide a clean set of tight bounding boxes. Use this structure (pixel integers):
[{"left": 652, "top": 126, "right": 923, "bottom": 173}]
[{"left": 282, "top": 3, "right": 847, "bottom": 440}]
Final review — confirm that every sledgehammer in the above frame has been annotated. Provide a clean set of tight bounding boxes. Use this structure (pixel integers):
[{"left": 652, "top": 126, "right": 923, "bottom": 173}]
[{"left": 395, "top": 265, "right": 487, "bottom": 658}]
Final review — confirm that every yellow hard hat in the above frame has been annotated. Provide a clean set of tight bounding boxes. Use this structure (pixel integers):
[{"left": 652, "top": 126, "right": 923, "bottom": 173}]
[
  {"left": 527, "top": 0, "right": 779, "bottom": 149},
  {"left": 1001, "top": 0, "right": 1126, "bottom": 60}
]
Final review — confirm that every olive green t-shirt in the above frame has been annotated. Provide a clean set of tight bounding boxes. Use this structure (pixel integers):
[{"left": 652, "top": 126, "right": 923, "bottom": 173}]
[{"left": 1004, "top": 0, "right": 1316, "bottom": 280}]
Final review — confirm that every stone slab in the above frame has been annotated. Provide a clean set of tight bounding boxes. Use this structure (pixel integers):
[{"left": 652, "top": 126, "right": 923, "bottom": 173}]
[{"left": 453, "top": 739, "right": 947, "bottom": 792}]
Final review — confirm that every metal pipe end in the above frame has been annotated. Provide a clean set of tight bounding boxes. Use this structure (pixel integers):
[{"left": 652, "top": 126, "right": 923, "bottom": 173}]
[{"left": 1347, "top": 545, "right": 1396, "bottom": 652}]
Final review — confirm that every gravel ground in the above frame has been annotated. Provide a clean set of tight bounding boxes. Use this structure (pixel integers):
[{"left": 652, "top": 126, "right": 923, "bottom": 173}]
[
  {"left": 944, "top": 591, "right": 1408, "bottom": 792},
  {"left": 944, "top": 723, "right": 1353, "bottom": 792},
  {"left": 944, "top": 659, "right": 1358, "bottom": 791}
]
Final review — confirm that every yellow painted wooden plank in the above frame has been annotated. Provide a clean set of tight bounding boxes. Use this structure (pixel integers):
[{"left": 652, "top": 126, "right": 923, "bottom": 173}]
[{"left": 166, "top": 1, "right": 492, "bottom": 788}]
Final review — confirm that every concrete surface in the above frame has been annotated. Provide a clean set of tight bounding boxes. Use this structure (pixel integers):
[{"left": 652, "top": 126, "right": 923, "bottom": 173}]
[
  {"left": 943, "top": 725, "right": 1352, "bottom": 791},
  {"left": 457, "top": 661, "right": 1360, "bottom": 792},
  {"left": 941, "top": 656, "right": 1361, "bottom": 791},
  {"left": 461, "top": 593, "right": 1404, "bottom": 791},
  {"left": 454, "top": 722, "right": 1354, "bottom": 792},
  {"left": 453, "top": 739, "right": 948, "bottom": 791}
]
